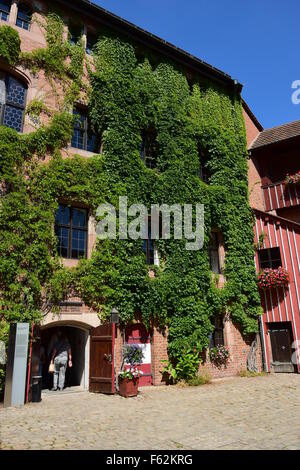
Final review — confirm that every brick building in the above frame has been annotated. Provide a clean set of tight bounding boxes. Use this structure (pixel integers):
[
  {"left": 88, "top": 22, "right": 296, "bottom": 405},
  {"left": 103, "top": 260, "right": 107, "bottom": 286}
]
[{"left": 0, "top": 0, "right": 265, "bottom": 397}]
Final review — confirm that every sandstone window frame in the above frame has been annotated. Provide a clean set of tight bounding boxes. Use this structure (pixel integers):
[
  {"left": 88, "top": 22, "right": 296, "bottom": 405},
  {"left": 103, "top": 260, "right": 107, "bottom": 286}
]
[
  {"left": 0, "top": 70, "right": 27, "bottom": 132},
  {"left": 54, "top": 203, "right": 89, "bottom": 260},
  {"left": 71, "top": 106, "right": 100, "bottom": 153}
]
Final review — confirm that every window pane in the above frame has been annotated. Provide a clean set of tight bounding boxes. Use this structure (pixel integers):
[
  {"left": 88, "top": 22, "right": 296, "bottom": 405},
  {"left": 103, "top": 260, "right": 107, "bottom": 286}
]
[
  {"left": 72, "top": 208, "right": 87, "bottom": 228},
  {"left": 55, "top": 226, "right": 69, "bottom": 258},
  {"left": 55, "top": 205, "right": 70, "bottom": 226},
  {"left": 87, "top": 132, "right": 98, "bottom": 152},
  {"left": 6, "top": 76, "right": 26, "bottom": 107},
  {"left": 71, "top": 229, "right": 86, "bottom": 258},
  {"left": 148, "top": 239, "right": 154, "bottom": 264},
  {"left": 0, "top": 73, "right": 6, "bottom": 105},
  {"left": 73, "top": 109, "right": 85, "bottom": 129},
  {"left": 71, "top": 128, "right": 84, "bottom": 149},
  {"left": 213, "top": 329, "right": 224, "bottom": 347},
  {"left": 16, "top": 3, "right": 31, "bottom": 30},
  {"left": 3, "top": 105, "right": 24, "bottom": 131},
  {"left": 0, "top": 0, "right": 10, "bottom": 12},
  {"left": 209, "top": 249, "right": 220, "bottom": 273},
  {"left": 0, "top": 0, "right": 10, "bottom": 20},
  {"left": 258, "top": 247, "right": 282, "bottom": 269},
  {"left": 209, "top": 233, "right": 218, "bottom": 250},
  {"left": 86, "top": 34, "right": 97, "bottom": 54}
]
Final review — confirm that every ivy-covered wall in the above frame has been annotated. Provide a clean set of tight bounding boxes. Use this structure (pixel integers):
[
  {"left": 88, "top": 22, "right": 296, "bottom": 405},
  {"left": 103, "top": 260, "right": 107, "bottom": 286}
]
[{"left": 0, "top": 11, "right": 262, "bottom": 391}]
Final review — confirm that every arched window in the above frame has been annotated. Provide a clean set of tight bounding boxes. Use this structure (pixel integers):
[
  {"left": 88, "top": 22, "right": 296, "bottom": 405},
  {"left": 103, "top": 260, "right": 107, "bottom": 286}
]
[
  {"left": 0, "top": 0, "right": 11, "bottom": 21},
  {"left": 0, "top": 72, "right": 27, "bottom": 132},
  {"left": 16, "top": 2, "right": 32, "bottom": 30}
]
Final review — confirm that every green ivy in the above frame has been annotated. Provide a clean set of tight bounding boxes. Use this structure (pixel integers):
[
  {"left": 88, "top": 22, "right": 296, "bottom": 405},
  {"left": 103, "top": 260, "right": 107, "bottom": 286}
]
[
  {"left": 0, "top": 14, "right": 262, "bottom": 385},
  {"left": 0, "top": 25, "right": 20, "bottom": 66}
]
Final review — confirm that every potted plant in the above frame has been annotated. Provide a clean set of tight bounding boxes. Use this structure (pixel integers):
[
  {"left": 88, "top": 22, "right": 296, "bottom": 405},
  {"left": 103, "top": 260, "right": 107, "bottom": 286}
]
[
  {"left": 285, "top": 172, "right": 300, "bottom": 185},
  {"left": 118, "top": 344, "right": 144, "bottom": 398},
  {"left": 258, "top": 267, "right": 289, "bottom": 290}
]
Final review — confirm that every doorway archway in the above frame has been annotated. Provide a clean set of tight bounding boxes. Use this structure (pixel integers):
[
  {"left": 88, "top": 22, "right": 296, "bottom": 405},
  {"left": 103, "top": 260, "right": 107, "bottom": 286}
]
[{"left": 40, "top": 323, "right": 90, "bottom": 391}]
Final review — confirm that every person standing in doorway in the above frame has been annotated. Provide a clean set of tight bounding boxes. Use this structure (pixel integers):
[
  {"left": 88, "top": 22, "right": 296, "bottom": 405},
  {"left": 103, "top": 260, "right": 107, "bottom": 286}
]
[{"left": 50, "top": 333, "right": 72, "bottom": 391}]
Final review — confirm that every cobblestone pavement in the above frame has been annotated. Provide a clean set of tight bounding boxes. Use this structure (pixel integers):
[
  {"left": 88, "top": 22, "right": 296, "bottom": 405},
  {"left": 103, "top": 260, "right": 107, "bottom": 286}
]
[{"left": 1, "top": 374, "right": 300, "bottom": 450}]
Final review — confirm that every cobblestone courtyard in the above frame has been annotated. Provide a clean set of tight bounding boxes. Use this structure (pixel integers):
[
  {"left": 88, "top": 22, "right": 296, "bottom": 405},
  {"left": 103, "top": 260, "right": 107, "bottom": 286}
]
[{"left": 1, "top": 374, "right": 300, "bottom": 450}]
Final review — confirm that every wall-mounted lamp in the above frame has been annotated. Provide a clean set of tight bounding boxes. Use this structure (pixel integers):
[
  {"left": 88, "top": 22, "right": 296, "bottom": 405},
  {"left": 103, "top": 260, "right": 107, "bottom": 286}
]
[{"left": 110, "top": 307, "right": 119, "bottom": 324}]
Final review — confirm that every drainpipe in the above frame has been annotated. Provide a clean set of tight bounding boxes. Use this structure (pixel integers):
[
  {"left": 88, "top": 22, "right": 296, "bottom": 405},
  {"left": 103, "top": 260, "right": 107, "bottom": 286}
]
[{"left": 259, "top": 317, "right": 268, "bottom": 372}]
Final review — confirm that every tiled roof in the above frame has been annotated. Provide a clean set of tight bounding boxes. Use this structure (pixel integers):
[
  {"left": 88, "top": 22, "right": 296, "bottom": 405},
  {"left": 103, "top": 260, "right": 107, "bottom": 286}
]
[{"left": 250, "top": 119, "right": 300, "bottom": 149}]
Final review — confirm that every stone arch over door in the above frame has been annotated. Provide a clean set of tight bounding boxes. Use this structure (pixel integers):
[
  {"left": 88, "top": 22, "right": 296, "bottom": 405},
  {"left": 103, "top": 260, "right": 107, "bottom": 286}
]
[{"left": 40, "top": 319, "right": 96, "bottom": 390}]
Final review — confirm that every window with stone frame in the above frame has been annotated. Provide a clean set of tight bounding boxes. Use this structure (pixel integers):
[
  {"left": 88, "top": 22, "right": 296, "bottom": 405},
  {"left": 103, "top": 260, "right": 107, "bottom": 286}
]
[
  {"left": 140, "top": 127, "right": 158, "bottom": 169},
  {"left": 55, "top": 204, "right": 88, "bottom": 259},
  {"left": 0, "top": 0, "right": 11, "bottom": 21},
  {"left": 208, "top": 231, "right": 222, "bottom": 274},
  {"left": 0, "top": 72, "right": 27, "bottom": 132},
  {"left": 71, "top": 108, "right": 100, "bottom": 152},
  {"left": 142, "top": 218, "right": 154, "bottom": 265},
  {"left": 198, "top": 146, "right": 211, "bottom": 183},
  {"left": 68, "top": 23, "right": 82, "bottom": 45},
  {"left": 210, "top": 316, "right": 225, "bottom": 348},
  {"left": 16, "top": 2, "right": 32, "bottom": 30},
  {"left": 86, "top": 31, "right": 97, "bottom": 55}
]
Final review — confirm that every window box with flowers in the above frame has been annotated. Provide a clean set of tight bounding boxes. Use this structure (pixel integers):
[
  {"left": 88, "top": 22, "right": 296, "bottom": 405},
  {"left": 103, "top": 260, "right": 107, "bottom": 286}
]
[
  {"left": 285, "top": 172, "right": 300, "bottom": 185},
  {"left": 258, "top": 267, "right": 289, "bottom": 290},
  {"left": 118, "top": 344, "right": 144, "bottom": 398}
]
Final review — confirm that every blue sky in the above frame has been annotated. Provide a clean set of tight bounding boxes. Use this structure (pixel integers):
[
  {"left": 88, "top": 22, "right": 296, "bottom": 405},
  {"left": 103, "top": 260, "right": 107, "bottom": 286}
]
[{"left": 94, "top": 0, "right": 300, "bottom": 129}]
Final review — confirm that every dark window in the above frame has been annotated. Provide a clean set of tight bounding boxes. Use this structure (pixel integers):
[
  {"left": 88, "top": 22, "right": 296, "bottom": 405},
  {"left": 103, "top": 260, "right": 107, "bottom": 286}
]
[
  {"left": 258, "top": 247, "right": 282, "bottom": 269},
  {"left": 86, "top": 32, "right": 97, "bottom": 55},
  {"left": 198, "top": 146, "right": 210, "bottom": 183},
  {"left": 55, "top": 204, "right": 88, "bottom": 259},
  {"left": 16, "top": 2, "right": 32, "bottom": 30},
  {"left": 71, "top": 108, "right": 100, "bottom": 152},
  {"left": 199, "top": 162, "right": 210, "bottom": 183},
  {"left": 0, "top": 72, "right": 27, "bottom": 132},
  {"left": 0, "top": 0, "right": 11, "bottom": 21},
  {"left": 142, "top": 218, "right": 154, "bottom": 265},
  {"left": 210, "top": 316, "right": 225, "bottom": 347},
  {"left": 68, "top": 24, "right": 82, "bottom": 45},
  {"left": 208, "top": 232, "right": 221, "bottom": 274},
  {"left": 140, "top": 128, "right": 157, "bottom": 169}
]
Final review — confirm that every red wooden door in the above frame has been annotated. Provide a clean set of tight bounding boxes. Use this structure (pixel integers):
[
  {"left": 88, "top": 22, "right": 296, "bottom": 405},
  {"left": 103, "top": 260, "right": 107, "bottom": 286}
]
[
  {"left": 89, "top": 324, "right": 115, "bottom": 394},
  {"left": 125, "top": 324, "right": 152, "bottom": 386}
]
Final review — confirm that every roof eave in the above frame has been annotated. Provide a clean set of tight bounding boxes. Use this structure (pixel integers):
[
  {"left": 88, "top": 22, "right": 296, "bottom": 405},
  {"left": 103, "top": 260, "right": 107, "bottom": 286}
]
[{"left": 56, "top": 0, "right": 242, "bottom": 92}]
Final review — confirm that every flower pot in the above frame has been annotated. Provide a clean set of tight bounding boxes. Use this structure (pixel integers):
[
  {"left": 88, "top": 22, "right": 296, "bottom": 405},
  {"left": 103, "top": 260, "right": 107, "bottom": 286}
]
[{"left": 118, "top": 377, "right": 139, "bottom": 397}]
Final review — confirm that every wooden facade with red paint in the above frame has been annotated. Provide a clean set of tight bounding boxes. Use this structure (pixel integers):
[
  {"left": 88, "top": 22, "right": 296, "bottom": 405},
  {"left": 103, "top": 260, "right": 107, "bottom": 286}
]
[
  {"left": 262, "top": 181, "right": 300, "bottom": 212},
  {"left": 254, "top": 209, "right": 300, "bottom": 373}
]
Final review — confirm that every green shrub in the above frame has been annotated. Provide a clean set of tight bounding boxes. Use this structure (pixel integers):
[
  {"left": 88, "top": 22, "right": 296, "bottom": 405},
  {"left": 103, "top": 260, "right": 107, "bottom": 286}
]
[
  {"left": 0, "top": 25, "right": 21, "bottom": 65},
  {"left": 161, "top": 349, "right": 201, "bottom": 383},
  {"left": 187, "top": 372, "right": 211, "bottom": 386}
]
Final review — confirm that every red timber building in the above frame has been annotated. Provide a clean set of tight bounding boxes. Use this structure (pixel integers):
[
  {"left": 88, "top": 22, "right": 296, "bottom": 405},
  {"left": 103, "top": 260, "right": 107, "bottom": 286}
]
[{"left": 245, "top": 109, "right": 300, "bottom": 374}]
